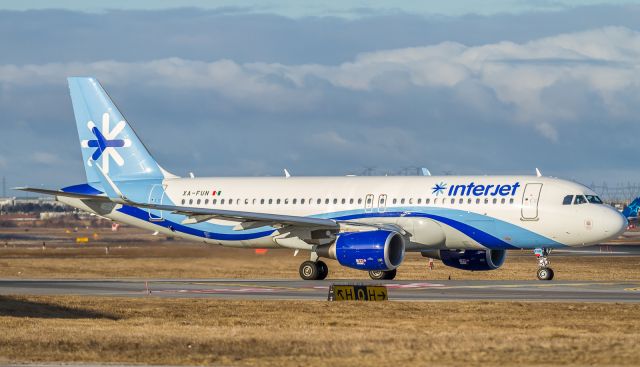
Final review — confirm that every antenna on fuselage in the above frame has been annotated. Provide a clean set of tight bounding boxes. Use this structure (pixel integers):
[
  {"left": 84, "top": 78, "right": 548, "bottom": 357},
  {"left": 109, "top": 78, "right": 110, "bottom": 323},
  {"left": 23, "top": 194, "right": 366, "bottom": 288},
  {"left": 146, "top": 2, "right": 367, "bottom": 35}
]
[
  {"left": 535, "top": 168, "right": 542, "bottom": 177},
  {"left": 284, "top": 169, "right": 291, "bottom": 178}
]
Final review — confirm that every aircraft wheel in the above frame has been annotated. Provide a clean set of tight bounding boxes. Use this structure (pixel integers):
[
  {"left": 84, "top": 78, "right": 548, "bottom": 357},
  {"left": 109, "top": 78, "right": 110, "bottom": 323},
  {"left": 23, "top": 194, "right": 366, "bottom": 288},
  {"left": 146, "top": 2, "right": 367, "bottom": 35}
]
[
  {"left": 369, "top": 269, "right": 396, "bottom": 280},
  {"left": 316, "top": 261, "right": 329, "bottom": 280},
  {"left": 537, "top": 267, "right": 554, "bottom": 281},
  {"left": 299, "top": 261, "right": 320, "bottom": 280}
]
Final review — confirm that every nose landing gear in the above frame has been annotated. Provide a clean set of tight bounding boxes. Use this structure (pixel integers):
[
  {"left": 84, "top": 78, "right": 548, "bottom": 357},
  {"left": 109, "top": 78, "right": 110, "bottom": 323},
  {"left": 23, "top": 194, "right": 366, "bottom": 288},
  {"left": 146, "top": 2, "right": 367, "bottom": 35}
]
[{"left": 534, "top": 248, "right": 554, "bottom": 281}]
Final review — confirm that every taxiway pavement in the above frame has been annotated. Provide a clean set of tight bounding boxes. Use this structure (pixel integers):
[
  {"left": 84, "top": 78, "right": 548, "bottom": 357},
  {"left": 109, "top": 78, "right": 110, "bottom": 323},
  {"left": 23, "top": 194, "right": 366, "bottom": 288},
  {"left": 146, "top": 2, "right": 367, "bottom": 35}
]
[{"left": 1, "top": 279, "right": 639, "bottom": 302}]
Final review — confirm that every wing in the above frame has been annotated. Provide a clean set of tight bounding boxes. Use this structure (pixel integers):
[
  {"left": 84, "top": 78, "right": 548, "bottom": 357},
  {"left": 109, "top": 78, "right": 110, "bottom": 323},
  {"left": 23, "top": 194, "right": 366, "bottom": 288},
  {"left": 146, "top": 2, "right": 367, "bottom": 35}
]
[{"left": 16, "top": 186, "right": 339, "bottom": 230}]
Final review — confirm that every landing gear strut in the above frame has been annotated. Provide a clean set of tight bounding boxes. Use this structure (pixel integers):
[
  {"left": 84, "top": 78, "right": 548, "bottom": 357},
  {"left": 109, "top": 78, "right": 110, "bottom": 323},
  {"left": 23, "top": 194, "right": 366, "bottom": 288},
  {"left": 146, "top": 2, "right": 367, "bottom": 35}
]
[
  {"left": 534, "top": 248, "right": 554, "bottom": 281},
  {"left": 299, "top": 260, "right": 328, "bottom": 280},
  {"left": 368, "top": 269, "right": 397, "bottom": 280}
]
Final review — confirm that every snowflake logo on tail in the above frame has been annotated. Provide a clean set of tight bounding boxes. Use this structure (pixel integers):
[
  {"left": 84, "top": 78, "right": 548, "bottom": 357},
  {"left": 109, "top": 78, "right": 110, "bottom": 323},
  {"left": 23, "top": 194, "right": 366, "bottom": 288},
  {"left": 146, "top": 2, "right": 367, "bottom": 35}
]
[
  {"left": 80, "top": 112, "right": 131, "bottom": 173},
  {"left": 432, "top": 182, "right": 447, "bottom": 196}
]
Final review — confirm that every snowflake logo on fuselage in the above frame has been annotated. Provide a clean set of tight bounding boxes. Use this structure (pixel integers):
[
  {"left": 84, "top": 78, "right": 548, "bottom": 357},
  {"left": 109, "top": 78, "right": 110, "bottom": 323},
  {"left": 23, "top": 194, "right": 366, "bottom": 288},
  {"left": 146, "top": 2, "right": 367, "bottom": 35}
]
[
  {"left": 432, "top": 182, "right": 447, "bottom": 196},
  {"left": 80, "top": 112, "right": 131, "bottom": 173}
]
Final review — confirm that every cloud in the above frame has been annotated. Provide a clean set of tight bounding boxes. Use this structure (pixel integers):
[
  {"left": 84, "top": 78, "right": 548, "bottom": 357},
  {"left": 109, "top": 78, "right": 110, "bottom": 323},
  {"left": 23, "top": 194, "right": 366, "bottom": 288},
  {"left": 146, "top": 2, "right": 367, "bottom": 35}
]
[{"left": 1, "top": 26, "right": 638, "bottom": 141}]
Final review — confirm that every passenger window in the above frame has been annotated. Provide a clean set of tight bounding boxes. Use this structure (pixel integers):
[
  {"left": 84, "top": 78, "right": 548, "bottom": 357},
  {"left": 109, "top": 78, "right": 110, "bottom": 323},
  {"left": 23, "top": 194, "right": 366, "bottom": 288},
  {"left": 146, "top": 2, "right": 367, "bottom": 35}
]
[
  {"left": 205, "top": 199, "right": 209, "bottom": 205},
  {"left": 426, "top": 198, "right": 431, "bottom": 204},
  {"left": 574, "top": 195, "right": 587, "bottom": 205},
  {"left": 509, "top": 198, "right": 514, "bottom": 204},
  {"left": 562, "top": 195, "right": 573, "bottom": 205},
  {"left": 325, "top": 199, "right": 330, "bottom": 204},
  {"left": 316, "top": 199, "right": 321, "bottom": 204},
  {"left": 492, "top": 198, "right": 497, "bottom": 204},
  {"left": 476, "top": 198, "right": 480, "bottom": 204},
  {"left": 189, "top": 199, "right": 194, "bottom": 205},
  {"left": 450, "top": 198, "right": 455, "bottom": 204},
  {"left": 349, "top": 198, "right": 354, "bottom": 204},
  {"left": 459, "top": 198, "right": 463, "bottom": 204},
  {"left": 284, "top": 199, "right": 289, "bottom": 204},
  {"left": 484, "top": 198, "right": 489, "bottom": 204},
  {"left": 380, "top": 198, "right": 385, "bottom": 204},
  {"left": 501, "top": 198, "right": 505, "bottom": 204},
  {"left": 358, "top": 198, "right": 363, "bottom": 204},
  {"left": 434, "top": 198, "right": 438, "bottom": 204},
  {"left": 467, "top": 198, "right": 472, "bottom": 204},
  {"left": 245, "top": 199, "right": 249, "bottom": 205},
  {"left": 341, "top": 198, "right": 346, "bottom": 204},
  {"left": 268, "top": 199, "right": 273, "bottom": 204},
  {"left": 333, "top": 198, "right": 338, "bottom": 204},
  {"left": 409, "top": 198, "right": 413, "bottom": 204},
  {"left": 301, "top": 199, "right": 305, "bottom": 204},
  {"left": 219, "top": 199, "right": 223, "bottom": 205},
  {"left": 236, "top": 199, "right": 240, "bottom": 204},
  {"left": 212, "top": 199, "right": 217, "bottom": 205},
  {"left": 181, "top": 199, "right": 185, "bottom": 205},
  {"left": 292, "top": 198, "right": 297, "bottom": 204},
  {"left": 417, "top": 198, "right": 422, "bottom": 204},
  {"left": 277, "top": 199, "right": 281, "bottom": 204},
  {"left": 367, "top": 198, "right": 372, "bottom": 204},
  {"left": 260, "top": 199, "right": 265, "bottom": 204},
  {"left": 401, "top": 198, "right": 405, "bottom": 204},
  {"left": 393, "top": 198, "right": 397, "bottom": 204}
]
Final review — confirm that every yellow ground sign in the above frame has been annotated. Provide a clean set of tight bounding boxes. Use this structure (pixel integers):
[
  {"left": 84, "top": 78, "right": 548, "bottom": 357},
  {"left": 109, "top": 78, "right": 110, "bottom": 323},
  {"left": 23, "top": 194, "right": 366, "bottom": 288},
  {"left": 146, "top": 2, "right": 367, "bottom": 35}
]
[
  {"left": 329, "top": 285, "right": 388, "bottom": 301},
  {"left": 75, "top": 237, "right": 89, "bottom": 243}
]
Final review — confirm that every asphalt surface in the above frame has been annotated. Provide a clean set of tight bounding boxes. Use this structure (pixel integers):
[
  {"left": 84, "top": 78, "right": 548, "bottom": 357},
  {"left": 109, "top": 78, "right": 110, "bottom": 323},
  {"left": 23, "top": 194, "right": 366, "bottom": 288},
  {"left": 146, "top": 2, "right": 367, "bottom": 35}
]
[{"left": 1, "top": 278, "right": 639, "bottom": 302}]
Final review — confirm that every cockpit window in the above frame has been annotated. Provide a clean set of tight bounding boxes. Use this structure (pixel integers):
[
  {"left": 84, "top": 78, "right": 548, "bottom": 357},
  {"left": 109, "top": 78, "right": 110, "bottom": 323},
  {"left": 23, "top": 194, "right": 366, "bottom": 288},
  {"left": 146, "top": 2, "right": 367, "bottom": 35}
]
[
  {"left": 562, "top": 195, "right": 573, "bottom": 205},
  {"left": 585, "top": 195, "right": 603, "bottom": 204},
  {"left": 574, "top": 195, "right": 587, "bottom": 205}
]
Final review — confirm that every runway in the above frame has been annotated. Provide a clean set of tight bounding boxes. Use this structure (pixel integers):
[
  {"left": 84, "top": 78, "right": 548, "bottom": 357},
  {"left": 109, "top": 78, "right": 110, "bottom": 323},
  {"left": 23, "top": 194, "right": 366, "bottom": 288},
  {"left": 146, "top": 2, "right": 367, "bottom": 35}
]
[{"left": 2, "top": 279, "right": 639, "bottom": 302}]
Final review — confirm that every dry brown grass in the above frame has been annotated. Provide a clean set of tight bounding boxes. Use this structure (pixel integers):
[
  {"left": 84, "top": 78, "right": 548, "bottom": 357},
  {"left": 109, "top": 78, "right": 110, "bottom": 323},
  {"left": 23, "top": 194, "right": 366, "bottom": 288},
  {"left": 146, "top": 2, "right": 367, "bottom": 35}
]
[
  {"left": 1, "top": 247, "right": 639, "bottom": 281},
  {"left": 1, "top": 225, "right": 639, "bottom": 280},
  {"left": 0, "top": 296, "right": 639, "bottom": 366}
]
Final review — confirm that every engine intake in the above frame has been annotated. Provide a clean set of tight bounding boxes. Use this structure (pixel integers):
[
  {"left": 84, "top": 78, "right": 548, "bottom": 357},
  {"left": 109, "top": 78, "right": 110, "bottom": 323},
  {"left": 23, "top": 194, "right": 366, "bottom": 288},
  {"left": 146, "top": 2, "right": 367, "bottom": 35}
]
[
  {"left": 317, "top": 230, "right": 405, "bottom": 271},
  {"left": 438, "top": 249, "right": 506, "bottom": 271}
]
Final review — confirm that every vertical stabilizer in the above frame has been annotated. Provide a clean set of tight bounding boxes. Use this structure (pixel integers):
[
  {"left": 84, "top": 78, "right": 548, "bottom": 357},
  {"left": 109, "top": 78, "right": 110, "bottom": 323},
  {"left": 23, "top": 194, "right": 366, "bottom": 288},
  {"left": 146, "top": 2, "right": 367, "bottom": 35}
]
[{"left": 68, "top": 77, "right": 174, "bottom": 182}]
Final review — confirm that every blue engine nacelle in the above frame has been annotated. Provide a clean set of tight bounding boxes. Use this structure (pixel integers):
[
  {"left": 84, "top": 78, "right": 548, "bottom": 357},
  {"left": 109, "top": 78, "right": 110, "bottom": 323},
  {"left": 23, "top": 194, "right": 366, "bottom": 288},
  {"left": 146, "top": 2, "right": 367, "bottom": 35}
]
[
  {"left": 439, "top": 249, "right": 506, "bottom": 271},
  {"left": 318, "top": 230, "right": 405, "bottom": 271}
]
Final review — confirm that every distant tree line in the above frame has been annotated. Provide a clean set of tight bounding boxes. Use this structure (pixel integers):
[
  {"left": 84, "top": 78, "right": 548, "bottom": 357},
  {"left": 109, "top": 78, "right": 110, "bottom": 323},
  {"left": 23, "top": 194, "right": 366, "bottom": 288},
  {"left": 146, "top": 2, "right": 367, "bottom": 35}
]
[{"left": 0, "top": 202, "right": 73, "bottom": 214}]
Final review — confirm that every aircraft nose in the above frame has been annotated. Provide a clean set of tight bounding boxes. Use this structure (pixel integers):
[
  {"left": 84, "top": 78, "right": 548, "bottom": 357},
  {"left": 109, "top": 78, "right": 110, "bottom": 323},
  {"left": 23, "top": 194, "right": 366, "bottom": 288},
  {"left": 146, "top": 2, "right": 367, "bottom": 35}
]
[{"left": 602, "top": 208, "right": 627, "bottom": 238}]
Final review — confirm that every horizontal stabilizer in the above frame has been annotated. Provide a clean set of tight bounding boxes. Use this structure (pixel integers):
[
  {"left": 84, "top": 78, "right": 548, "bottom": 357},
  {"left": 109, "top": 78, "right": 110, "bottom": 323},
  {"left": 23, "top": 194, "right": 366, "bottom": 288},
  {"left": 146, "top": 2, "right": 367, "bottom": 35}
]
[{"left": 14, "top": 187, "right": 111, "bottom": 202}]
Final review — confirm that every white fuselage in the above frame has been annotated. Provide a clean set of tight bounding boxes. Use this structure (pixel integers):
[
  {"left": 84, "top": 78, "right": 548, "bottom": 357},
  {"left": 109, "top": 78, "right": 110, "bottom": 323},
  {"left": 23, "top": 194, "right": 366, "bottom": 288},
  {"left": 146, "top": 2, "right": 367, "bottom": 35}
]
[{"left": 59, "top": 175, "right": 627, "bottom": 251}]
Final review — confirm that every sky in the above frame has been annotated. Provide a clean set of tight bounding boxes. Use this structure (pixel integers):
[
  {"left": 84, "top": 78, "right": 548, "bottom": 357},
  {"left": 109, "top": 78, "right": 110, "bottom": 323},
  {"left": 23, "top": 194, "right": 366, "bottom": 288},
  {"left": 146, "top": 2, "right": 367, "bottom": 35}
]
[{"left": 1, "top": 1, "right": 640, "bottom": 196}]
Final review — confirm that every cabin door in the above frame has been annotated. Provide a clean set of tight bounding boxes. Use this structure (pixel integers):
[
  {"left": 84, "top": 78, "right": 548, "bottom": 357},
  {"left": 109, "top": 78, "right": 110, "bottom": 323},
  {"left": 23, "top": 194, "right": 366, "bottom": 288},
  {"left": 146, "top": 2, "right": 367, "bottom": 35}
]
[
  {"left": 147, "top": 184, "right": 166, "bottom": 221},
  {"left": 521, "top": 183, "right": 542, "bottom": 220}
]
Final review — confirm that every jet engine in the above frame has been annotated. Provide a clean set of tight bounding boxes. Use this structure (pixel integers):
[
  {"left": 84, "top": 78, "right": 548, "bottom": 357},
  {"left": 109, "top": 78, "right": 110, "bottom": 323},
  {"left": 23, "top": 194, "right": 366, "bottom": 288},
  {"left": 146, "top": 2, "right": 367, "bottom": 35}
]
[
  {"left": 317, "top": 230, "right": 405, "bottom": 271},
  {"left": 425, "top": 249, "right": 506, "bottom": 271}
]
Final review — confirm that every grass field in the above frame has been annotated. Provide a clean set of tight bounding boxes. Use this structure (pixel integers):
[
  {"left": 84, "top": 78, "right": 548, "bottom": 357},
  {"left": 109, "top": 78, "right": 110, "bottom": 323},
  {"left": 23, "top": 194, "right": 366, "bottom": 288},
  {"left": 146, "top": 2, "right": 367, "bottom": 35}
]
[
  {"left": 1, "top": 226, "right": 640, "bottom": 365},
  {"left": 1, "top": 296, "right": 639, "bottom": 366}
]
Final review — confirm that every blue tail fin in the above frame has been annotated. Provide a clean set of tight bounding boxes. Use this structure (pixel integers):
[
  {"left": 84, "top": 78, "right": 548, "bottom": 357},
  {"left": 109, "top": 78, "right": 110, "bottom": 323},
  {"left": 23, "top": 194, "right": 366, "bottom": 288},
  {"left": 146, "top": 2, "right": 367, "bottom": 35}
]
[
  {"left": 623, "top": 197, "right": 640, "bottom": 218},
  {"left": 68, "top": 77, "right": 174, "bottom": 183}
]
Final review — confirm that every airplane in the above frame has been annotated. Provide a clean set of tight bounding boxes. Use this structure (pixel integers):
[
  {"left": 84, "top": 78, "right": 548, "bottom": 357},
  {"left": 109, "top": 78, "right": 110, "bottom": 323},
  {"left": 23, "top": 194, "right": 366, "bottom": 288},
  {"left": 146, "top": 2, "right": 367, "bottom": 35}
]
[
  {"left": 18, "top": 77, "right": 628, "bottom": 281},
  {"left": 622, "top": 197, "right": 640, "bottom": 221}
]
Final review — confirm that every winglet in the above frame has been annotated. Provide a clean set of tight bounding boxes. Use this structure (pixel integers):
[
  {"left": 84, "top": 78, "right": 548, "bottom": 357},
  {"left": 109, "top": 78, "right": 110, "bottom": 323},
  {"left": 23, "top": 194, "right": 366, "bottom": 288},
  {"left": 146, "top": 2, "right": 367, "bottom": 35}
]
[
  {"left": 421, "top": 167, "right": 432, "bottom": 176},
  {"left": 92, "top": 163, "right": 128, "bottom": 204},
  {"left": 535, "top": 168, "right": 542, "bottom": 177}
]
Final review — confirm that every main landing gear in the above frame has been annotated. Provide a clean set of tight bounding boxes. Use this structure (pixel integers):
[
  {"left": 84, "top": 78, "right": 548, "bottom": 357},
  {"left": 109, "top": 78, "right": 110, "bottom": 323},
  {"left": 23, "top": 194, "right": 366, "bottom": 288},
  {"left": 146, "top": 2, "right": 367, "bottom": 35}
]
[
  {"left": 534, "top": 248, "right": 554, "bottom": 281},
  {"left": 368, "top": 269, "right": 397, "bottom": 280},
  {"left": 299, "top": 260, "right": 328, "bottom": 280}
]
